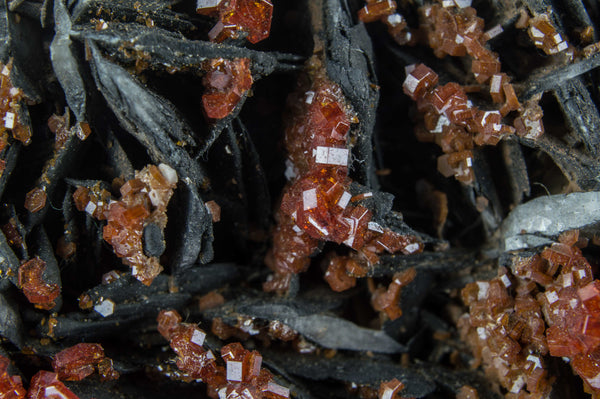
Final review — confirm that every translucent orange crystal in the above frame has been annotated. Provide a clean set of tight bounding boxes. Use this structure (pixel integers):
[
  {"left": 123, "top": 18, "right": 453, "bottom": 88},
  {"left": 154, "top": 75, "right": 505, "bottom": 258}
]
[
  {"left": 202, "top": 58, "right": 253, "bottom": 120},
  {"left": 18, "top": 257, "right": 60, "bottom": 310}
]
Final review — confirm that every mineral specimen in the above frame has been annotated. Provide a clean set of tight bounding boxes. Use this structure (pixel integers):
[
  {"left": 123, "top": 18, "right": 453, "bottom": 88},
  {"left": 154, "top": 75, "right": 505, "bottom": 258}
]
[
  {"left": 460, "top": 230, "right": 600, "bottom": 396},
  {"left": 265, "top": 57, "right": 422, "bottom": 293}
]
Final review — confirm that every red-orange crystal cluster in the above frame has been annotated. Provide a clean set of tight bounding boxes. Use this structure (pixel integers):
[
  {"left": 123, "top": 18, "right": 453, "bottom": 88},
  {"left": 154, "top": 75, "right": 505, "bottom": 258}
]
[
  {"left": 460, "top": 230, "right": 600, "bottom": 397},
  {"left": 157, "top": 309, "right": 290, "bottom": 399},
  {"left": 52, "top": 343, "right": 119, "bottom": 381},
  {"left": 265, "top": 59, "right": 422, "bottom": 293},
  {"left": 74, "top": 164, "right": 178, "bottom": 285},
  {"left": 18, "top": 257, "right": 60, "bottom": 310},
  {"left": 202, "top": 58, "right": 253, "bottom": 120},
  {"left": 357, "top": 1, "right": 415, "bottom": 46},
  {"left": 0, "top": 355, "right": 26, "bottom": 399},
  {"left": 197, "top": 0, "right": 273, "bottom": 44}
]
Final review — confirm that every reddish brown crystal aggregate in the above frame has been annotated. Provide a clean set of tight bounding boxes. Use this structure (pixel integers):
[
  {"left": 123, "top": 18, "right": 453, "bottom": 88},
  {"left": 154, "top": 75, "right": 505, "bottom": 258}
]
[
  {"left": 18, "top": 257, "right": 60, "bottom": 310},
  {"left": 51, "top": 343, "right": 118, "bottom": 381},
  {"left": 75, "top": 164, "right": 177, "bottom": 285},
  {"left": 0, "top": 355, "right": 26, "bottom": 399},
  {"left": 157, "top": 310, "right": 289, "bottom": 398},
  {"left": 202, "top": 58, "right": 253, "bottom": 120},
  {"left": 197, "top": 0, "right": 273, "bottom": 44}
]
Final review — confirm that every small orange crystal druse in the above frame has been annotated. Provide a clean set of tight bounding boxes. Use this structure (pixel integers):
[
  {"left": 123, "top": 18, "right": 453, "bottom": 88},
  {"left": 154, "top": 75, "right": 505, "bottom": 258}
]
[
  {"left": 75, "top": 164, "right": 178, "bottom": 285},
  {"left": 18, "top": 257, "right": 60, "bottom": 310},
  {"left": 202, "top": 58, "right": 253, "bottom": 120}
]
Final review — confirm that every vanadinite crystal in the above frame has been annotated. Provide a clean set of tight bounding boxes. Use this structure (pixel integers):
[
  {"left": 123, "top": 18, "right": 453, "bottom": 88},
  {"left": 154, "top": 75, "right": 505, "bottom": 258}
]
[
  {"left": 157, "top": 310, "right": 290, "bottom": 398},
  {"left": 24, "top": 187, "right": 47, "bottom": 214},
  {"left": 76, "top": 164, "right": 177, "bottom": 285},
  {"left": 27, "top": 371, "right": 79, "bottom": 399},
  {"left": 265, "top": 57, "right": 422, "bottom": 294},
  {"left": 202, "top": 58, "right": 253, "bottom": 120},
  {"left": 18, "top": 257, "right": 60, "bottom": 310},
  {"left": 0, "top": 355, "right": 26, "bottom": 399},
  {"left": 197, "top": 0, "right": 273, "bottom": 44},
  {"left": 52, "top": 343, "right": 117, "bottom": 381}
]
